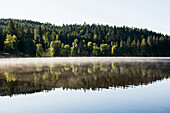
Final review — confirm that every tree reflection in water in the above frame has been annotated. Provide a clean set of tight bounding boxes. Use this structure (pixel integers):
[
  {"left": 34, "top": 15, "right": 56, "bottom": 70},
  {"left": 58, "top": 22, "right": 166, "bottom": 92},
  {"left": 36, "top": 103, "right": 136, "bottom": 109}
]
[{"left": 0, "top": 62, "right": 169, "bottom": 96}]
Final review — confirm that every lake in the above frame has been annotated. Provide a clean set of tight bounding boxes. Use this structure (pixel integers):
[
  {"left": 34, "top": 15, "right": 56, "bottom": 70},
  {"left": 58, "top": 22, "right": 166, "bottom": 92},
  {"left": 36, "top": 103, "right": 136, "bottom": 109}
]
[{"left": 0, "top": 57, "right": 170, "bottom": 113}]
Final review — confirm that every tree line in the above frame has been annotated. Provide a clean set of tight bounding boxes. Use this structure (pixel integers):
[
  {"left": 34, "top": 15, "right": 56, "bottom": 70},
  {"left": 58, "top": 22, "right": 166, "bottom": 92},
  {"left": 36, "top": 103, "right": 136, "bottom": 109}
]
[{"left": 0, "top": 19, "right": 170, "bottom": 57}]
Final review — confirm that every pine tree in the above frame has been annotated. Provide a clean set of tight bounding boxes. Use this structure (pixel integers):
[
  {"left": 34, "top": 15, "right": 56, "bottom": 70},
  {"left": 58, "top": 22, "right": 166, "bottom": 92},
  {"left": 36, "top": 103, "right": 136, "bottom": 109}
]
[{"left": 7, "top": 20, "right": 16, "bottom": 36}]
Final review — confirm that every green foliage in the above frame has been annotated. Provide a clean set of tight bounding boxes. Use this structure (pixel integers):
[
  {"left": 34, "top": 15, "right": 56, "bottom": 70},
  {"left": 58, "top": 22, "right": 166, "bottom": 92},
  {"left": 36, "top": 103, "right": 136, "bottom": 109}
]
[
  {"left": 0, "top": 19, "right": 169, "bottom": 57},
  {"left": 62, "top": 45, "right": 71, "bottom": 56},
  {"left": 4, "top": 34, "right": 18, "bottom": 54},
  {"left": 78, "top": 40, "right": 87, "bottom": 56},
  {"left": 93, "top": 43, "right": 100, "bottom": 56},
  {"left": 141, "top": 39, "right": 147, "bottom": 56},
  {"left": 49, "top": 40, "right": 62, "bottom": 57},
  {"left": 36, "top": 44, "right": 44, "bottom": 57},
  {"left": 100, "top": 44, "right": 110, "bottom": 56},
  {"left": 111, "top": 45, "right": 118, "bottom": 56},
  {"left": 7, "top": 20, "right": 16, "bottom": 35},
  {"left": 71, "top": 39, "right": 79, "bottom": 56},
  {"left": 0, "top": 27, "right": 4, "bottom": 51},
  {"left": 87, "top": 41, "right": 93, "bottom": 56}
]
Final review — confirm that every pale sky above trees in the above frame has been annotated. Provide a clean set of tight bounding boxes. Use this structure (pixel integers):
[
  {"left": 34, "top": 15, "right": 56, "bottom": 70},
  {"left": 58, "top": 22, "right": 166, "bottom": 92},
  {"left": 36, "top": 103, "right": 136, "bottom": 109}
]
[{"left": 0, "top": 0, "right": 169, "bottom": 35}]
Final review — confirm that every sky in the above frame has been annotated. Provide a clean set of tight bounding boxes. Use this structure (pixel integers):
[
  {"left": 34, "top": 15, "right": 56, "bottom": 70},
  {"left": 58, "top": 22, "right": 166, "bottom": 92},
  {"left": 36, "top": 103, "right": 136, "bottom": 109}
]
[{"left": 0, "top": 0, "right": 169, "bottom": 35}]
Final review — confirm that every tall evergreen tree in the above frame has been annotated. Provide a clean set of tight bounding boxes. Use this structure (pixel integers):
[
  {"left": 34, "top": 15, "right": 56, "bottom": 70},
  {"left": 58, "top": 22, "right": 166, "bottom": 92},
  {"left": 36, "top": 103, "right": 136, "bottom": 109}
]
[{"left": 7, "top": 20, "right": 16, "bottom": 36}]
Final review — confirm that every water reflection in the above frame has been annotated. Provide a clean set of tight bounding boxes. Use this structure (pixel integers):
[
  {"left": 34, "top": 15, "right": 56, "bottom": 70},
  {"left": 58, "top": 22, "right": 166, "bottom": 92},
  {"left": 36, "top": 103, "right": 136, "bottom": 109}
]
[{"left": 0, "top": 62, "right": 169, "bottom": 96}]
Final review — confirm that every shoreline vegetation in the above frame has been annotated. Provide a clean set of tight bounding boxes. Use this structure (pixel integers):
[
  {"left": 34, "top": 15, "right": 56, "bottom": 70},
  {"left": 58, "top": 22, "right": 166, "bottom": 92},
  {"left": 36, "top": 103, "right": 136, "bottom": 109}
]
[{"left": 0, "top": 18, "right": 170, "bottom": 57}]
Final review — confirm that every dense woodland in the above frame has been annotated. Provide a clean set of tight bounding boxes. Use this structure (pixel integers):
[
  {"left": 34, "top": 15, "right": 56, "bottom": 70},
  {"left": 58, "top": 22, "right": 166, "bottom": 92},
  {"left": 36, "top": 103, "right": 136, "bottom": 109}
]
[{"left": 0, "top": 18, "right": 170, "bottom": 57}]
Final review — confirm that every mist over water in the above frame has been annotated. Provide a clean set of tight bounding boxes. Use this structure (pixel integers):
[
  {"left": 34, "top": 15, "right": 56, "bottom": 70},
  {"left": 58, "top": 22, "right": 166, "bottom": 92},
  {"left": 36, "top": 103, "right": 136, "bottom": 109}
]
[
  {"left": 0, "top": 57, "right": 170, "bottom": 113},
  {"left": 0, "top": 57, "right": 170, "bottom": 96},
  {"left": 0, "top": 57, "right": 170, "bottom": 68}
]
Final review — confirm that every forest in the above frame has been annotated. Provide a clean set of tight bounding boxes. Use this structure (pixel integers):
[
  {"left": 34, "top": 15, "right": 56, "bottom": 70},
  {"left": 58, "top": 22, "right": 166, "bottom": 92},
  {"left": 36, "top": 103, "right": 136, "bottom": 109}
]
[{"left": 0, "top": 18, "right": 170, "bottom": 57}]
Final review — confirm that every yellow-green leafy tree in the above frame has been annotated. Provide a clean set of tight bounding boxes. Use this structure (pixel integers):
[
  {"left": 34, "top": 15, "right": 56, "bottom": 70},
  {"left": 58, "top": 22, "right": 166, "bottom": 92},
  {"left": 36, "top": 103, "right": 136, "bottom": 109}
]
[{"left": 4, "top": 34, "right": 18, "bottom": 54}]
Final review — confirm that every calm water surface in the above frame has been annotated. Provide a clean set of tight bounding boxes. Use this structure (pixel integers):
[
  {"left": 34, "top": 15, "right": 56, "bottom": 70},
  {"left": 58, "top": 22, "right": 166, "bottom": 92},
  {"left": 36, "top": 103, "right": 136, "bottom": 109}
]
[{"left": 0, "top": 57, "right": 170, "bottom": 113}]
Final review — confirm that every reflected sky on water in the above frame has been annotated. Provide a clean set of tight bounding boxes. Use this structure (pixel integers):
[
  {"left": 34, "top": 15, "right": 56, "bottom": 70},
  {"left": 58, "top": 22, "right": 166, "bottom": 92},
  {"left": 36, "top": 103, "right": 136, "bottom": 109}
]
[{"left": 0, "top": 57, "right": 170, "bottom": 113}]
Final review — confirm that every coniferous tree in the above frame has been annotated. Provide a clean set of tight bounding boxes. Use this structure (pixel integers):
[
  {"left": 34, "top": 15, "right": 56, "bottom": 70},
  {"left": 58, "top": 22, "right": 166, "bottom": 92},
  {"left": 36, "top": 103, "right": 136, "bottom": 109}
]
[
  {"left": 7, "top": 20, "right": 16, "bottom": 36},
  {"left": 0, "top": 27, "right": 4, "bottom": 51}
]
